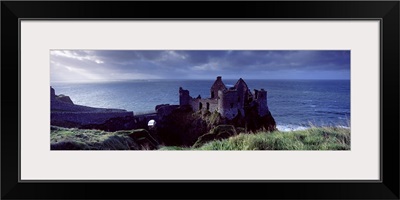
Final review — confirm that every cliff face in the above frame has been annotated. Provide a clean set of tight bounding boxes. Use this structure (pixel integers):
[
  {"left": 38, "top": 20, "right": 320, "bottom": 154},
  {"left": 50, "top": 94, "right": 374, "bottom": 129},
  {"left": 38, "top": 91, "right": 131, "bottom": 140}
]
[
  {"left": 50, "top": 86, "right": 134, "bottom": 128},
  {"left": 155, "top": 103, "right": 276, "bottom": 147}
]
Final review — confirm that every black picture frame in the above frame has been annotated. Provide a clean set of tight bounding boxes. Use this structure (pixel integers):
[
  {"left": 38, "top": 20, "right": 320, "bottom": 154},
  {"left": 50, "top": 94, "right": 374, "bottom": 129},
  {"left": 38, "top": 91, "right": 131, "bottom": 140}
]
[{"left": 1, "top": 1, "right": 399, "bottom": 199}]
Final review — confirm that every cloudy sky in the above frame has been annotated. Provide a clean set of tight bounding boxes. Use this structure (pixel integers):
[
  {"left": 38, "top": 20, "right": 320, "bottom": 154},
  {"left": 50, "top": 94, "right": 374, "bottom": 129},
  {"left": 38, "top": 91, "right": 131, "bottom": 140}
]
[{"left": 50, "top": 50, "right": 350, "bottom": 82}]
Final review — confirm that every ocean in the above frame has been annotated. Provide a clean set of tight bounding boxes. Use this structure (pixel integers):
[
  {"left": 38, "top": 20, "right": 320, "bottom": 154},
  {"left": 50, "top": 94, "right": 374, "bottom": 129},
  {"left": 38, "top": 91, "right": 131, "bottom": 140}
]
[{"left": 51, "top": 79, "right": 350, "bottom": 131}]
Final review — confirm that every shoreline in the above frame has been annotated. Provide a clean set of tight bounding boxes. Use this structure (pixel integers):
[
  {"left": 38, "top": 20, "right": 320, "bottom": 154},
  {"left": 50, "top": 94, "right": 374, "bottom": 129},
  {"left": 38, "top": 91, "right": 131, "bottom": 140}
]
[{"left": 276, "top": 124, "right": 351, "bottom": 132}]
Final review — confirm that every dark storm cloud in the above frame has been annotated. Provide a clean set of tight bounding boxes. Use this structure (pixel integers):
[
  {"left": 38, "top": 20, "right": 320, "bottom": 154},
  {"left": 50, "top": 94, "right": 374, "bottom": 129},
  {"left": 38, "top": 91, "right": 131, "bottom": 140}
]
[{"left": 50, "top": 50, "right": 350, "bottom": 82}]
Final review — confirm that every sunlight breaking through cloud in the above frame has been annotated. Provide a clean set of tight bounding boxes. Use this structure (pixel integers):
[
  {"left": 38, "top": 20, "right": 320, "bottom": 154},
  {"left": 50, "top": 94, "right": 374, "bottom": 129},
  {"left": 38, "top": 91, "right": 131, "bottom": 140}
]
[{"left": 50, "top": 50, "right": 350, "bottom": 83}]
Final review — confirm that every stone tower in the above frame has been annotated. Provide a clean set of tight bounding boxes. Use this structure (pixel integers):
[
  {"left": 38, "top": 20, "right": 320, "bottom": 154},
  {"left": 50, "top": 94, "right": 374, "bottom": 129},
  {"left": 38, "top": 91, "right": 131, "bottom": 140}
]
[
  {"left": 255, "top": 89, "right": 269, "bottom": 117},
  {"left": 210, "top": 76, "right": 227, "bottom": 99},
  {"left": 179, "top": 87, "right": 191, "bottom": 106},
  {"left": 218, "top": 89, "right": 239, "bottom": 120}
]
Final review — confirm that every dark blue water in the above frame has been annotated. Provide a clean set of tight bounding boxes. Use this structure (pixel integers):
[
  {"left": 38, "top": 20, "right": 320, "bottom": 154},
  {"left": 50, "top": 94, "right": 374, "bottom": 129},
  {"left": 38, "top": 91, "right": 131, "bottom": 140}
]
[{"left": 51, "top": 79, "right": 350, "bottom": 131}]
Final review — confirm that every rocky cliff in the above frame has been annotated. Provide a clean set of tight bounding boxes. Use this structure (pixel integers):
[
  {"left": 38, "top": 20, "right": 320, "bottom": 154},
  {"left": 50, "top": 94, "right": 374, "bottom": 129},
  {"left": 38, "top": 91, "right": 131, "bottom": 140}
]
[
  {"left": 50, "top": 86, "right": 134, "bottom": 128},
  {"left": 155, "top": 103, "right": 276, "bottom": 147}
]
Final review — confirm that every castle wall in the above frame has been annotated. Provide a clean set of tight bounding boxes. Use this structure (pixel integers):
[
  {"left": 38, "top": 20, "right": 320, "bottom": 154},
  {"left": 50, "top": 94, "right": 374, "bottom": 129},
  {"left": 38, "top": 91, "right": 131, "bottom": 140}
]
[
  {"left": 256, "top": 89, "right": 269, "bottom": 116},
  {"left": 218, "top": 90, "right": 239, "bottom": 119},
  {"left": 156, "top": 104, "right": 180, "bottom": 118},
  {"left": 179, "top": 76, "right": 269, "bottom": 119},
  {"left": 190, "top": 99, "right": 199, "bottom": 112},
  {"left": 210, "top": 76, "right": 227, "bottom": 99},
  {"left": 190, "top": 98, "right": 218, "bottom": 113},
  {"left": 179, "top": 87, "right": 191, "bottom": 106},
  {"left": 234, "top": 78, "right": 250, "bottom": 109}
]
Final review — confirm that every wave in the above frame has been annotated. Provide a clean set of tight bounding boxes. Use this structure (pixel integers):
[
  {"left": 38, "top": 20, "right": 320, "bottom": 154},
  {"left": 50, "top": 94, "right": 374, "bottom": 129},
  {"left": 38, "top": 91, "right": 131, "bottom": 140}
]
[
  {"left": 276, "top": 124, "right": 309, "bottom": 132},
  {"left": 336, "top": 125, "right": 350, "bottom": 129},
  {"left": 276, "top": 124, "right": 350, "bottom": 132}
]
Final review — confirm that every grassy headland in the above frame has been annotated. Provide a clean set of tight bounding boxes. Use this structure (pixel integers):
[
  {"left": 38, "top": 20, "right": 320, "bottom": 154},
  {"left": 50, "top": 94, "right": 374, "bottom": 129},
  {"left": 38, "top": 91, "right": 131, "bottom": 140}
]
[
  {"left": 159, "top": 126, "right": 350, "bottom": 150},
  {"left": 50, "top": 126, "right": 158, "bottom": 150},
  {"left": 51, "top": 125, "right": 350, "bottom": 150}
]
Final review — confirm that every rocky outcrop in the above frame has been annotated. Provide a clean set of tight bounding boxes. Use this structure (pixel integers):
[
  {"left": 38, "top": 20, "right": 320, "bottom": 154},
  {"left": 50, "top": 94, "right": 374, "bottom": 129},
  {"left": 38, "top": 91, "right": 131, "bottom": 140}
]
[
  {"left": 123, "top": 129, "right": 160, "bottom": 150},
  {"left": 155, "top": 103, "right": 276, "bottom": 147},
  {"left": 155, "top": 104, "right": 179, "bottom": 118},
  {"left": 51, "top": 86, "right": 134, "bottom": 128},
  {"left": 55, "top": 94, "right": 74, "bottom": 104},
  {"left": 231, "top": 101, "right": 276, "bottom": 132},
  {"left": 51, "top": 87, "right": 56, "bottom": 100},
  {"left": 155, "top": 105, "right": 209, "bottom": 146},
  {"left": 193, "top": 125, "right": 239, "bottom": 148}
]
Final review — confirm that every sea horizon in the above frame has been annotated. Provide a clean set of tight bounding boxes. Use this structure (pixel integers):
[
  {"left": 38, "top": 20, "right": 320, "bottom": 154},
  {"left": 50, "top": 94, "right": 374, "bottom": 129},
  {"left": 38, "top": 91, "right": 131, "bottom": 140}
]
[{"left": 51, "top": 78, "right": 351, "bottom": 84}]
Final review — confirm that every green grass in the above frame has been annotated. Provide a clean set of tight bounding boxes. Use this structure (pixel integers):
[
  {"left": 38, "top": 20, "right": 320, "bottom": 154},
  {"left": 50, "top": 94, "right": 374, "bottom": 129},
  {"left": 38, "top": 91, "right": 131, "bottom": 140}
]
[
  {"left": 159, "top": 126, "right": 350, "bottom": 150},
  {"left": 51, "top": 126, "right": 142, "bottom": 150},
  {"left": 51, "top": 125, "right": 350, "bottom": 151}
]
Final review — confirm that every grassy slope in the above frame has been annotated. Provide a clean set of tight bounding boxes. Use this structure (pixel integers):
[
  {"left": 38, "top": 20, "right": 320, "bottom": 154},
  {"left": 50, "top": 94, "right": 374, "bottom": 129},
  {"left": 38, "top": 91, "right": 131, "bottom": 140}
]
[
  {"left": 51, "top": 126, "right": 142, "bottom": 150},
  {"left": 51, "top": 126, "right": 350, "bottom": 150},
  {"left": 159, "top": 126, "right": 350, "bottom": 150}
]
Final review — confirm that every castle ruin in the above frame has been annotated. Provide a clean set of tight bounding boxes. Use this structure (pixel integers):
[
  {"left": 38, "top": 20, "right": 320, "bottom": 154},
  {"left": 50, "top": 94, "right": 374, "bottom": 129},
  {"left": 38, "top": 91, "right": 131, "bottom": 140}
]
[{"left": 179, "top": 76, "right": 269, "bottom": 119}]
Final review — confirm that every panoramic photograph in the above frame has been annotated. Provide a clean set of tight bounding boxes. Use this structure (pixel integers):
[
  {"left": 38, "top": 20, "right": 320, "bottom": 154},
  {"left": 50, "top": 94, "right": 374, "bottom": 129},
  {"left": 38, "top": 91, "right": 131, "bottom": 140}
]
[{"left": 50, "top": 50, "right": 350, "bottom": 150}]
